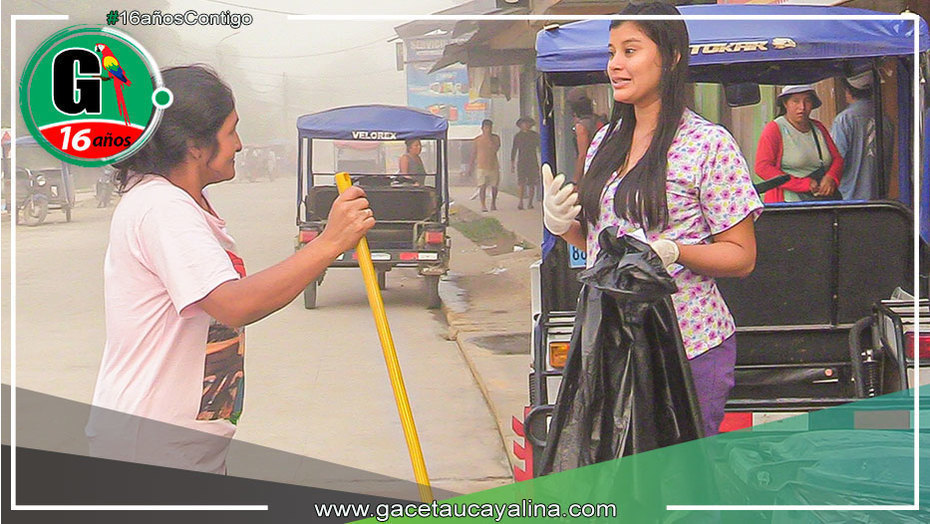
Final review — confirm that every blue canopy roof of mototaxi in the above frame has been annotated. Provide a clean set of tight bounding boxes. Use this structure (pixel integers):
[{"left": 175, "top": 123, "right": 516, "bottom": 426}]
[
  {"left": 297, "top": 105, "right": 448, "bottom": 140},
  {"left": 536, "top": 5, "right": 930, "bottom": 84}
]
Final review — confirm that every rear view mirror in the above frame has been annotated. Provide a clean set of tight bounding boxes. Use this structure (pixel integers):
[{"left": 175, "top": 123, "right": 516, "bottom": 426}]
[{"left": 724, "top": 82, "right": 761, "bottom": 107}]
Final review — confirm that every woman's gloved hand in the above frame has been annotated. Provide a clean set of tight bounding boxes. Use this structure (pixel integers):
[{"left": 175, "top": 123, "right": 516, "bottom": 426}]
[
  {"left": 650, "top": 238, "right": 680, "bottom": 268},
  {"left": 542, "top": 164, "right": 581, "bottom": 236}
]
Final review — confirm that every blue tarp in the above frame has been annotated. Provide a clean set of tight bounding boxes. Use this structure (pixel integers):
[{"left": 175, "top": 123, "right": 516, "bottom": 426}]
[
  {"left": 917, "top": 114, "right": 930, "bottom": 243},
  {"left": 297, "top": 105, "right": 448, "bottom": 141},
  {"left": 537, "top": 5, "right": 929, "bottom": 84},
  {"left": 536, "top": 4, "right": 930, "bottom": 257}
]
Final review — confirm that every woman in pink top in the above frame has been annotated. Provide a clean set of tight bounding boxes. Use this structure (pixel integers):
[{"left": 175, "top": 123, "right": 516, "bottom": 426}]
[
  {"left": 542, "top": 3, "right": 763, "bottom": 436},
  {"left": 87, "top": 66, "right": 375, "bottom": 473}
]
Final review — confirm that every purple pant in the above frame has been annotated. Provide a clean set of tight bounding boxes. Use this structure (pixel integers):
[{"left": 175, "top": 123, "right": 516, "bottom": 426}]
[{"left": 687, "top": 335, "right": 737, "bottom": 437}]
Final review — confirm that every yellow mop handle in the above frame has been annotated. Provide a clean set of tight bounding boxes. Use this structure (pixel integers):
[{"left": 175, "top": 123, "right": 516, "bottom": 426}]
[{"left": 334, "top": 172, "right": 433, "bottom": 503}]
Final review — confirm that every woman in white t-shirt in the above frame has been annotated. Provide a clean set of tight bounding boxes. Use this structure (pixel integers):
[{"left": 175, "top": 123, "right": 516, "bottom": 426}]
[{"left": 86, "top": 66, "right": 374, "bottom": 473}]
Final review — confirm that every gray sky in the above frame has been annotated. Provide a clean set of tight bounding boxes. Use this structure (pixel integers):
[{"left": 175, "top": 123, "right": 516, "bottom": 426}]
[{"left": 159, "top": 0, "right": 466, "bottom": 143}]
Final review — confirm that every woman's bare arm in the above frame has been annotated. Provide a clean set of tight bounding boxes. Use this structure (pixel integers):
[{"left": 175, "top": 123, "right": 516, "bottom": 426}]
[
  {"left": 676, "top": 216, "right": 756, "bottom": 278},
  {"left": 197, "top": 187, "right": 374, "bottom": 326}
]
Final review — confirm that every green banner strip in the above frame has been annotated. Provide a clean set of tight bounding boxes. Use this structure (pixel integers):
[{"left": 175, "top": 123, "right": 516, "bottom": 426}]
[{"left": 356, "top": 387, "right": 929, "bottom": 523}]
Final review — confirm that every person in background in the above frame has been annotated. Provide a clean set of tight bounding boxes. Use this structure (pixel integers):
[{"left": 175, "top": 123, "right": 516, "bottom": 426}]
[
  {"left": 398, "top": 138, "right": 426, "bottom": 185},
  {"left": 1, "top": 137, "right": 9, "bottom": 213},
  {"left": 831, "top": 71, "right": 893, "bottom": 200},
  {"left": 468, "top": 119, "right": 501, "bottom": 212},
  {"left": 543, "top": 2, "right": 762, "bottom": 438},
  {"left": 568, "top": 89, "right": 606, "bottom": 183},
  {"left": 86, "top": 65, "right": 374, "bottom": 473},
  {"left": 755, "top": 85, "right": 843, "bottom": 202},
  {"left": 263, "top": 148, "right": 277, "bottom": 180},
  {"left": 511, "top": 117, "right": 540, "bottom": 210}
]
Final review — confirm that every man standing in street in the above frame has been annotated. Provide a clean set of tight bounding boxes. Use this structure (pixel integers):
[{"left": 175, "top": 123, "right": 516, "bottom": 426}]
[
  {"left": 469, "top": 119, "right": 501, "bottom": 212},
  {"left": 831, "top": 70, "right": 893, "bottom": 200}
]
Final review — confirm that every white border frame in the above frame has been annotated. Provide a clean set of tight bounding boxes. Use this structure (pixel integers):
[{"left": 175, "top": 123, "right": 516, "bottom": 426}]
[{"left": 5, "top": 10, "right": 923, "bottom": 514}]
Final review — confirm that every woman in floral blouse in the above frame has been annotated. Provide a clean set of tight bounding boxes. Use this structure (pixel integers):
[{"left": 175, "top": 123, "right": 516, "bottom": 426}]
[{"left": 542, "top": 2, "right": 763, "bottom": 436}]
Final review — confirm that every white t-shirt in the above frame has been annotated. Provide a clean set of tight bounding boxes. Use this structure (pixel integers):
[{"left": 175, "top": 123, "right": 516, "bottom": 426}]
[
  {"left": 774, "top": 116, "right": 832, "bottom": 177},
  {"left": 87, "top": 175, "right": 246, "bottom": 473}
]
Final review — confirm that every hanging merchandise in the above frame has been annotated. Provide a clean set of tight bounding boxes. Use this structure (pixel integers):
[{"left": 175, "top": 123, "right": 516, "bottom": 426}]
[
  {"left": 493, "top": 66, "right": 511, "bottom": 101},
  {"left": 470, "top": 66, "right": 517, "bottom": 100},
  {"left": 469, "top": 66, "right": 491, "bottom": 99},
  {"left": 540, "top": 227, "right": 704, "bottom": 474}
]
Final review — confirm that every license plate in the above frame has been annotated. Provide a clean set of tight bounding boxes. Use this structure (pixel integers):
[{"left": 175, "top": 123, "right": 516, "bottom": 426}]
[
  {"left": 418, "top": 252, "right": 438, "bottom": 261},
  {"left": 568, "top": 245, "right": 586, "bottom": 269},
  {"left": 371, "top": 253, "right": 391, "bottom": 261}
]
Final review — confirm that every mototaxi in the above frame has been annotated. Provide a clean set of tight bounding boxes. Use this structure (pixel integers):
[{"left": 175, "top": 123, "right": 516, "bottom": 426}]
[
  {"left": 514, "top": 4, "right": 930, "bottom": 479},
  {"left": 295, "top": 105, "right": 451, "bottom": 309},
  {"left": 4, "top": 136, "right": 76, "bottom": 225}
]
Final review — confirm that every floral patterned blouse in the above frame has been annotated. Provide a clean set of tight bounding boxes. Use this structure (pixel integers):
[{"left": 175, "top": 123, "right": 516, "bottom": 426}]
[{"left": 583, "top": 109, "right": 763, "bottom": 358}]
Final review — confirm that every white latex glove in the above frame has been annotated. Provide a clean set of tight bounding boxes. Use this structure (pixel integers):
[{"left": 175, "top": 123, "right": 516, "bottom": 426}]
[
  {"left": 542, "top": 164, "right": 581, "bottom": 236},
  {"left": 650, "top": 239, "right": 680, "bottom": 268}
]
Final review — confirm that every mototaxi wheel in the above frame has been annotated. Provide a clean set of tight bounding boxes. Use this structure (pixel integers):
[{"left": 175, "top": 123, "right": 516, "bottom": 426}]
[
  {"left": 22, "top": 196, "right": 48, "bottom": 226},
  {"left": 303, "top": 280, "right": 318, "bottom": 309}
]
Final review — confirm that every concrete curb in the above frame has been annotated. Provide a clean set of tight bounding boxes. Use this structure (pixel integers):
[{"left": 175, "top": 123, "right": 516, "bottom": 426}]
[
  {"left": 442, "top": 311, "right": 528, "bottom": 480},
  {"left": 438, "top": 221, "right": 536, "bottom": 480},
  {"left": 449, "top": 333, "right": 513, "bottom": 465}
]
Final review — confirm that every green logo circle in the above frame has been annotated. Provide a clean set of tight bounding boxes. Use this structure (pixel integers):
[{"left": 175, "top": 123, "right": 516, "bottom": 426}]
[
  {"left": 19, "top": 26, "right": 167, "bottom": 167},
  {"left": 154, "top": 89, "right": 171, "bottom": 106}
]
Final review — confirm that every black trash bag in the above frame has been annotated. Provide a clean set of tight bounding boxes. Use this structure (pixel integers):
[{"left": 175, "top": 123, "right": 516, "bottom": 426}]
[{"left": 540, "top": 227, "right": 705, "bottom": 475}]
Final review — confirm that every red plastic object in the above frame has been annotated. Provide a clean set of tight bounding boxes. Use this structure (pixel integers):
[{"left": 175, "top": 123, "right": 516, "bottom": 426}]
[
  {"left": 718, "top": 412, "right": 753, "bottom": 433},
  {"left": 905, "top": 332, "right": 930, "bottom": 360},
  {"left": 511, "top": 407, "right": 535, "bottom": 481},
  {"left": 425, "top": 231, "right": 444, "bottom": 244},
  {"left": 298, "top": 230, "right": 319, "bottom": 243},
  {"left": 512, "top": 415, "right": 525, "bottom": 438}
]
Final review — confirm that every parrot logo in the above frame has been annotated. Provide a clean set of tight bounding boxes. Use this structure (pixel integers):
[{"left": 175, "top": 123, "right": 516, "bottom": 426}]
[{"left": 94, "top": 43, "right": 132, "bottom": 126}]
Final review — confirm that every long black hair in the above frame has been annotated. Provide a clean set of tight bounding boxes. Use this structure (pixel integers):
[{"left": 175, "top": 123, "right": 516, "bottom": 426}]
[
  {"left": 113, "top": 65, "right": 235, "bottom": 192},
  {"left": 578, "top": 2, "right": 689, "bottom": 232}
]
